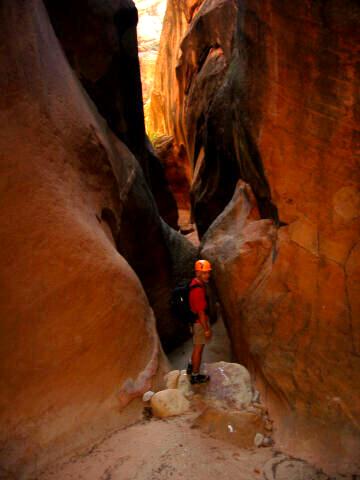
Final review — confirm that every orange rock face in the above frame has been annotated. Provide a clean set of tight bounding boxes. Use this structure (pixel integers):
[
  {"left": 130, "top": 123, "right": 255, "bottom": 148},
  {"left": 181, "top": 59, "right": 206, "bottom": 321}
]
[
  {"left": 151, "top": 0, "right": 359, "bottom": 474},
  {"left": 202, "top": 181, "right": 360, "bottom": 475},
  {"left": 44, "top": 0, "right": 198, "bottom": 348},
  {"left": 0, "top": 1, "right": 173, "bottom": 476}
]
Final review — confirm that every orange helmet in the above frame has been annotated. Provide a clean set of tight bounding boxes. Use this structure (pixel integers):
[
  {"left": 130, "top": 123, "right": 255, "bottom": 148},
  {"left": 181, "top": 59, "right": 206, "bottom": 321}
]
[{"left": 195, "top": 259, "right": 212, "bottom": 272}]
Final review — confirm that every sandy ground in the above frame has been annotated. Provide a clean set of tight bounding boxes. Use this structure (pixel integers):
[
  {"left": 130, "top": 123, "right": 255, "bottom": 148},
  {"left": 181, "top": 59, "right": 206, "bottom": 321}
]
[
  {"left": 38, "top": 318, "right": 248, "bottom": 480},
  {"left": 38, "top": 318, "right": 343, "bottom": 480},
  {"left": 39, "top": 413, "right": 275, "bottom": 480}
]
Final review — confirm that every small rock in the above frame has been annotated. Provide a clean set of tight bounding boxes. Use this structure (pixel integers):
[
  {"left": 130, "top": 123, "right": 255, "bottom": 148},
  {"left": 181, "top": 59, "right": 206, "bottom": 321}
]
[
  {"left": 151, "top": 389, "right": 190, "bottom": 418},
  {"left": 252, "top": 390, "right": 260, "bottom": 403},
  {"left": 142, "top": 390, "right": 155, "bottom": 402},
  {"left": 254, "top": 432, "right": 264, "bottom": 447},
  {"left": 262, "top": 436, "right": 273, "bottom": 446},
  {"left": 164, "top": 370, "right": 180, "bottom": 389}
]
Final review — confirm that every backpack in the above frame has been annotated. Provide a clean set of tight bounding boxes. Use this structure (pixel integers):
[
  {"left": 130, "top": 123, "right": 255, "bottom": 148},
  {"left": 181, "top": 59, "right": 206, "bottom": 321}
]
[{"left": 170, "top": 281, "right": 201, "bottom": 325}]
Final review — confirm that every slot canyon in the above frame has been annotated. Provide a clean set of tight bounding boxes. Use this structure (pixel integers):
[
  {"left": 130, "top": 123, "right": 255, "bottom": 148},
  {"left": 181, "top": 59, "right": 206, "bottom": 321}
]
[{"left": 0, "top": 0, "right": 359, "bottom": 479}]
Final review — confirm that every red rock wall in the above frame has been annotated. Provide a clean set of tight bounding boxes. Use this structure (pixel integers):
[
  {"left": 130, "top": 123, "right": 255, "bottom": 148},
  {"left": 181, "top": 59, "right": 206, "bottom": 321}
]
[
  {"left": 0, "top": 1, "right": 173, "bottom": 476},
  {"left": 226, "top": 3, "right": 360, "bottom": 473},
  {"left": 45, "top": 0, "right": 179, "bottom": 229},
  {"left": 44, "top": 0, "right": 197, "bottom": 349},
  {"left": 151, "top": 0, "right": 360, "bottom": 475},
  {"left": 149, "top": 0, "right": 277, "bottom": 236}
]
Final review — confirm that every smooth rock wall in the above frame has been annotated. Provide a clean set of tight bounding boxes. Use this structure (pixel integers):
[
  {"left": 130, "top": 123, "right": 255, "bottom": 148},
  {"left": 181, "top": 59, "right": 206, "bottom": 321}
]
[
  {"left": 150, "top": 0, "right": 360, "bottom": 475},
  {"left": 0, "top": 0, "right": 172, "bottom": 476}
]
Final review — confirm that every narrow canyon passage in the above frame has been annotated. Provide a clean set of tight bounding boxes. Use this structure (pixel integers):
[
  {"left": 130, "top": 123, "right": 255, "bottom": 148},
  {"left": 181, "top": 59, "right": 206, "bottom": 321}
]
[{"left": 0, "top": 1, "right": 359, "bottom": 479}]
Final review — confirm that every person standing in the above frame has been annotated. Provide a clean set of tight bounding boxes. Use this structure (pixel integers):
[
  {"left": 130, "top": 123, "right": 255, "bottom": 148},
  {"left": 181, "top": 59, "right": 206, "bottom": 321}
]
[{"left": 187, "top": 259, "right": 212, "bottom": 384}]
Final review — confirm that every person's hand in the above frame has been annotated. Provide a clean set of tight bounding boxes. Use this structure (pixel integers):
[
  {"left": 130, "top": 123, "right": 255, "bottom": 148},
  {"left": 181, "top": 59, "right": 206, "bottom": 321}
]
[{"left": 204, "top": 329, "right": 212, "bottom": 339}]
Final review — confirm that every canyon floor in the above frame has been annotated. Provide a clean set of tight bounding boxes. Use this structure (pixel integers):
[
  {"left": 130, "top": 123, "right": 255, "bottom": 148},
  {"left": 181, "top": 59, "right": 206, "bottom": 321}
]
[
  {"left": 39, "top": 412, "right": 277, "bottom": 480},
  {"left": 37, "top": 320, "right": 344, "bottom": 480}
]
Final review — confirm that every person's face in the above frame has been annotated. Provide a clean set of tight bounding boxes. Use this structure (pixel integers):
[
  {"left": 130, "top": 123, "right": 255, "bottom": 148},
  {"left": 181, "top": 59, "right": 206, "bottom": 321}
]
[{"left": 199, "top": 271, "right": 211, "bottom": 283}]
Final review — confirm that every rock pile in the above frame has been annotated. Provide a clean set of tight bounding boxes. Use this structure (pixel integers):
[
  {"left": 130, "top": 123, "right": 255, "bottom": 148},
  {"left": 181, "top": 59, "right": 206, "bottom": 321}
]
[{"left": 144, "top": 361, "right": 273, "bottom": 449}]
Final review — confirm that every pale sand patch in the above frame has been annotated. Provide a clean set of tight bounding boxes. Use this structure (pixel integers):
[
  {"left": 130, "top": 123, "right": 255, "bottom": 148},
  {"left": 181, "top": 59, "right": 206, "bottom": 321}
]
[{"left": 39, "top": 413, "right": 274, "bottom": 480}]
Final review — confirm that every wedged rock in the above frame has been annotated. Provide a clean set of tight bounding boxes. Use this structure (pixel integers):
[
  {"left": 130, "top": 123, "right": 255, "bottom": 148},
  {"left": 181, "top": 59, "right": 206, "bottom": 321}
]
[
  {"left": 193, "top": 407, "right": 266, "bottom": 449},
  {"left": 151, "top": 389, "right": 190, "bottom": 418},
  {"left": 152, "top": 134, "right": 192, "bottom": 224}
]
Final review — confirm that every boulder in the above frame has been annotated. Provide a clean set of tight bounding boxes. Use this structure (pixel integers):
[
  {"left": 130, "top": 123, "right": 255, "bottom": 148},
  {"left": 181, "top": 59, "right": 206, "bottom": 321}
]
[
  {"left": 164, "top": 370, "right": 180, "bottom": 389},
  {"left": 151, "top": 389, "right": 190, "bottom": 417},
  {"left": 201, "top": 362, "right": 253, "bottom": 410}
]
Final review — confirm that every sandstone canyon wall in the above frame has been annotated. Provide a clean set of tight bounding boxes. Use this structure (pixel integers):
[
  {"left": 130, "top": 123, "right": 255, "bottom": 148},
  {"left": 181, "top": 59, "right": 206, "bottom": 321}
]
[
  {"left": 45, "top": 0, "right": 178, "bottom": 230},
  {"left": 151, "top": 0, "right": 360, "bottom": 475},
  {"left": 0, "top": 0, "right": 195, "bottom": 476},
  {"left": 44, "top": 0, "right": 197, "bottom": 350}
]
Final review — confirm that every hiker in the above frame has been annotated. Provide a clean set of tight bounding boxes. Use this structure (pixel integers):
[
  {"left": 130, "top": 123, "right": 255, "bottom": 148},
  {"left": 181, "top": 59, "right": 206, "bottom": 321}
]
[{"left": 187, "top": 259, "right": 212, "bottom": 384}]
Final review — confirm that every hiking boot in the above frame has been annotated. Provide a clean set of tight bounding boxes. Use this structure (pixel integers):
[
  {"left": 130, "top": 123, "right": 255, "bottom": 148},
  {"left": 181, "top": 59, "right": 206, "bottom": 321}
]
[
  {"left": 190, "top": 373, "right": 210, "bottom": 385},
  {"left": 186, "top": 362, "right": 193, "bottom": 375}
]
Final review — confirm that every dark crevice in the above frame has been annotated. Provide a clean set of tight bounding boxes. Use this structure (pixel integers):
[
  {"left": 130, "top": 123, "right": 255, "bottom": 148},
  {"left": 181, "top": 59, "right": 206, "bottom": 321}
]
[
  {"left": 101, "top": 208, "right": 118, "bottom": 242},
  {"left": 197, "top": 43, "right": 221, "bottom": 74}
]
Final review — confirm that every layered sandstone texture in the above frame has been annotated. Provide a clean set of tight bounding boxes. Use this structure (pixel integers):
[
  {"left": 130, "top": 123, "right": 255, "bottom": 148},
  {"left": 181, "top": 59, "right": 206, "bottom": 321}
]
[
  {"left": 150, "top": 0, "right": 360, "bottom": 475},
  {"left": 0, "top": 0, "right": 183, "bottom": 476},
  {"left": 148, "top": 0, "right": 277, "bottom": 236}
]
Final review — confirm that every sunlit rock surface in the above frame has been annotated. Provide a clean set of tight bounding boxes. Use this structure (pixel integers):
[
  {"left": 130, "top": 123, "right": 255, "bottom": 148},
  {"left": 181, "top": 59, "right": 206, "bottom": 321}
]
[
  {"left": 147, "top": 0, "right": 194, "bottom": 220},
  {"left": 135, "top": 0, "right": 166, "bottom": 108},
  {"left": 151, "top": 388, "right": 190, "bottom": 417}
]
